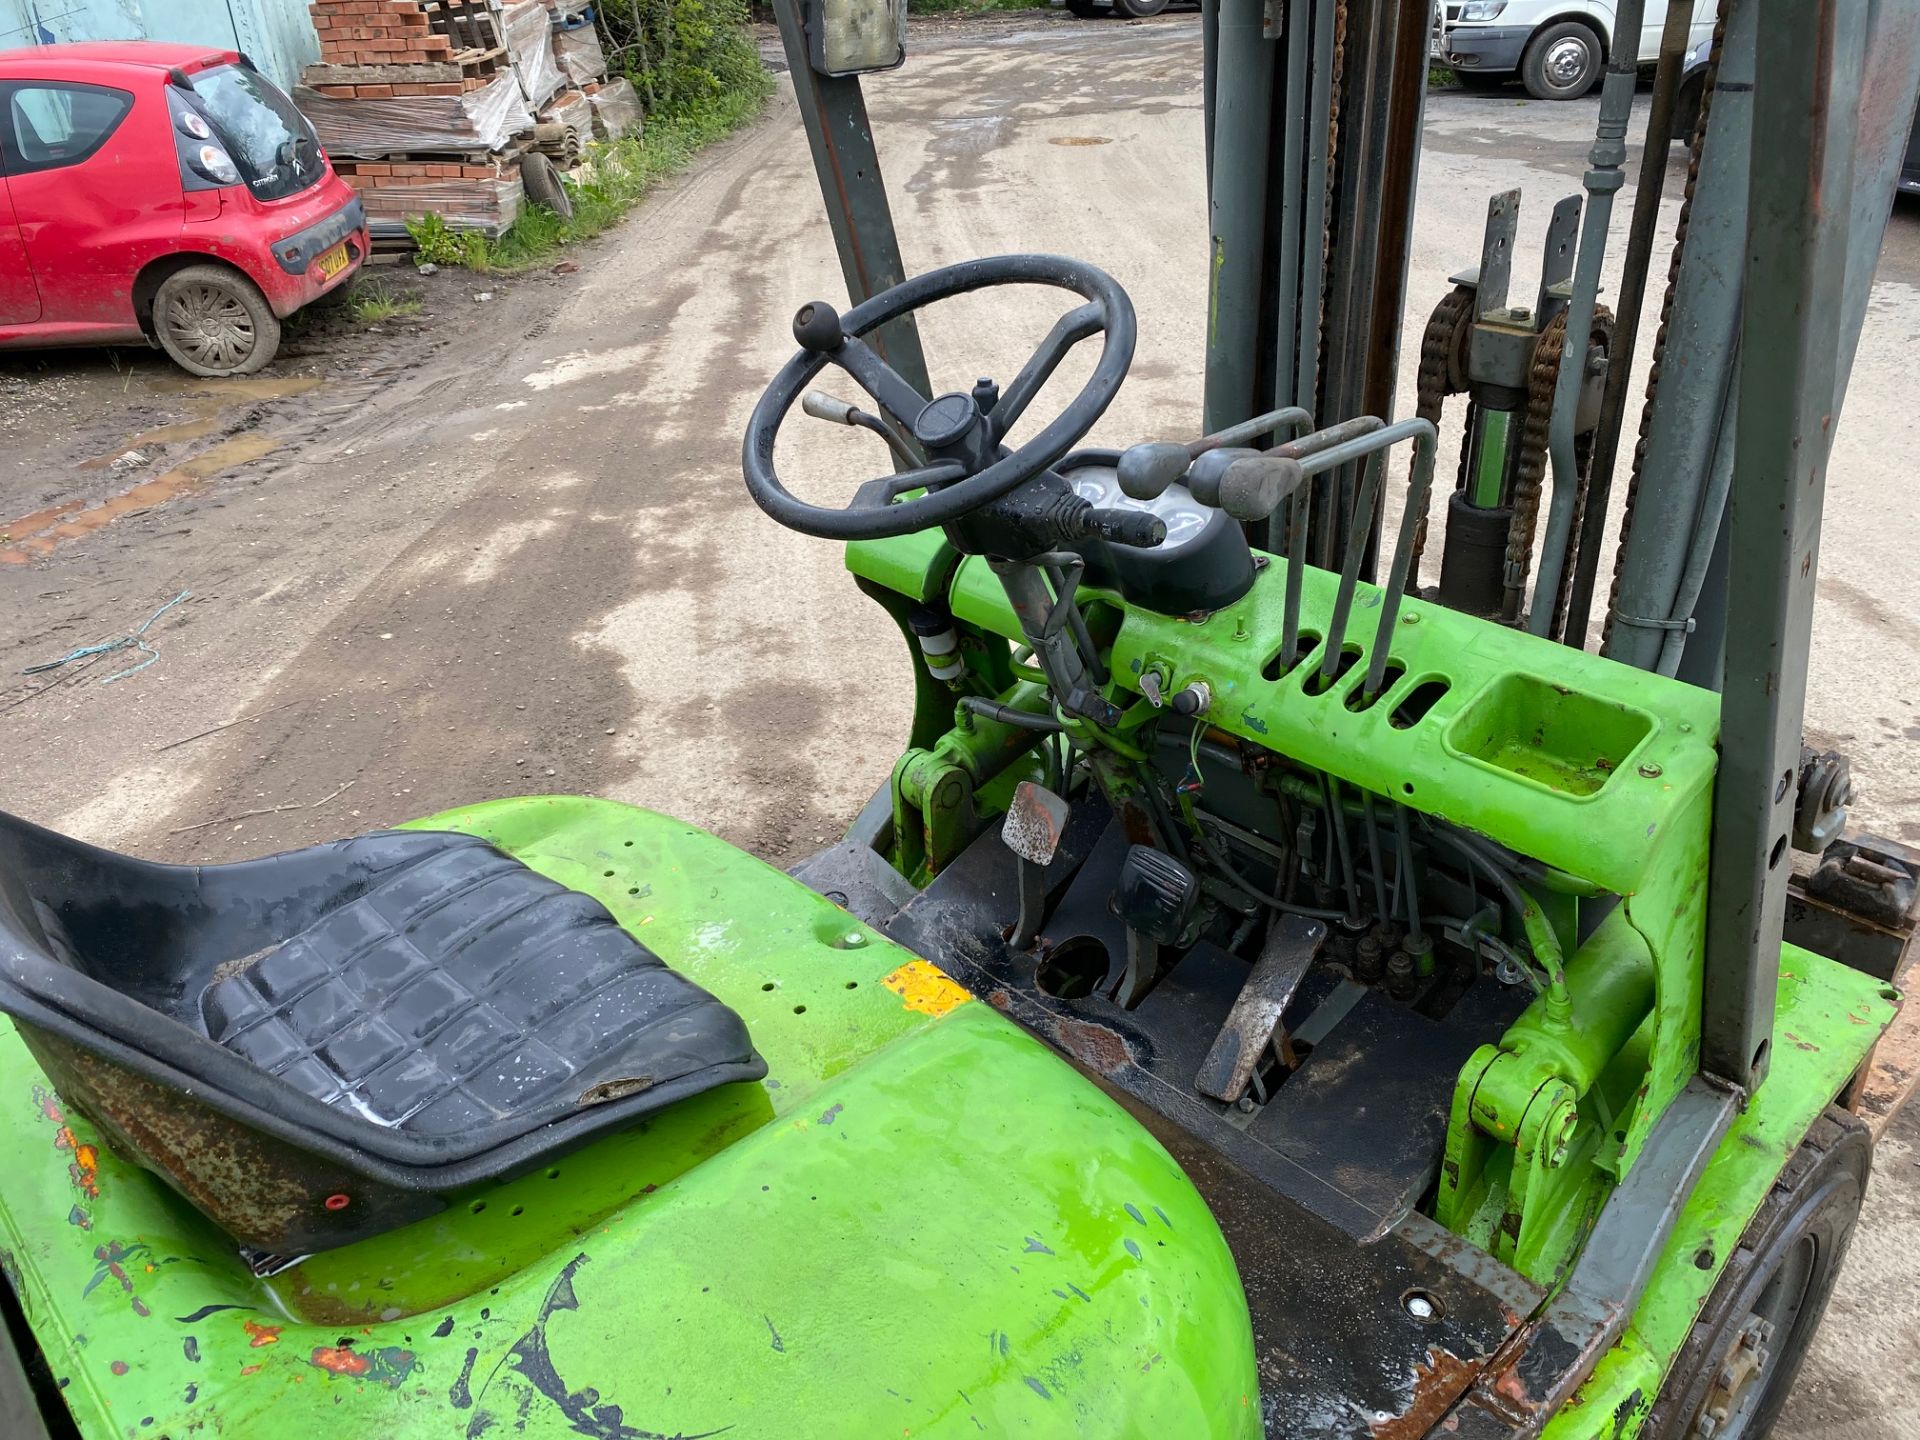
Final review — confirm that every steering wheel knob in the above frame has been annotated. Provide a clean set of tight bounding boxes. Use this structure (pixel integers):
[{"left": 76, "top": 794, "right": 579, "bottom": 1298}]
[
  {"left": 792, "top": 300, "right": 845, "bottom": 353},
  {"left": 913, "top": 392, "right": 979, "bottom": 449}
]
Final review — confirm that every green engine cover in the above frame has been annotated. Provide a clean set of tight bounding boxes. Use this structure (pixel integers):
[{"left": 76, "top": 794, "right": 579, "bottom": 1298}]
[{"left": 0, "top": 797, "right": 1261, "bottom": 1439}]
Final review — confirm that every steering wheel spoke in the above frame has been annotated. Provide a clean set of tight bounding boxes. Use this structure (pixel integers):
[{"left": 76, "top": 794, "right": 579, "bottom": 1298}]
[
  {"left": 828, "top": 335, "right": 932, "bottom": 431},
  {"left": 743, "top": 255, "right": 1137, "bottom": 541},
  {"left": 988, "top": 302, "right": 1106, "bottom": 442},
  {"left": 850, "top": 460, "right": 970, "bottom": 510}
]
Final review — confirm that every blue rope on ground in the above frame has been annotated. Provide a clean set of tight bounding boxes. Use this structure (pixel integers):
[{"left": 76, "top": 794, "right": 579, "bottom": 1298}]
[{"left": 22, "top": 591, "right": 193, "bottom": 685}]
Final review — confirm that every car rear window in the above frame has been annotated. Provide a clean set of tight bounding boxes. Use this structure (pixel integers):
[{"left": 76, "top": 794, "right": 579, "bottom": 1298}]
[
  {"left": 186, "top": 63, "right": 324, "bottom": 201},
  {"left": 2, "top": 83, "right": 133, "bottom": 175}
]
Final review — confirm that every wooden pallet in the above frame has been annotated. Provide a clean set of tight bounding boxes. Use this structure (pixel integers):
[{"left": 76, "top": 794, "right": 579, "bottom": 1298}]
[{"left": 422, "top": 0, "right": 505, "bottom": 54}]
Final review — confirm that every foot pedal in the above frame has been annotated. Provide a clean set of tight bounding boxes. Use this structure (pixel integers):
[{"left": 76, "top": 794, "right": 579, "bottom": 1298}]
[
  {"left": 1002, "top": 781, "right": 1070, "bottom": 950},
  {"left": 1195, "top": 914, "right": 1327, "bottom": 1104},
  {"left": 1110, "top": 845, "right": 1200, "bottom": 1007}
]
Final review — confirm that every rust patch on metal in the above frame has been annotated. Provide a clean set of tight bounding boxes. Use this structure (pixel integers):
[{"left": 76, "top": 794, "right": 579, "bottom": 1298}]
[
  {"left": 1053, "top": 1016, "right": 1134, "bottom": 1075},
  {"left": 1002, "top": 780, "right": 1069, "bottom": 865},
  {"left": 1369, "top": 1346, "right": 1481, "bottom": 1440}
]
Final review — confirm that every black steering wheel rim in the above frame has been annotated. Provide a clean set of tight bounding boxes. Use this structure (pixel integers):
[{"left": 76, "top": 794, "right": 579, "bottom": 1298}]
[{"left": 741, "top": 253, "right": 1137, "bottom": 540}]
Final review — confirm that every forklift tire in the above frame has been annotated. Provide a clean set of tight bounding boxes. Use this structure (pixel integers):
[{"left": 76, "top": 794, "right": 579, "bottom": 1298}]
[
  {"left": 1642, "top": 1107, "right": 1872, "bottom": 1440},
  {"left": 1114, "top": 0, "right": 1167, "bottom": 15},
  {"left": 1519, "top": 20, "right": 1603, "bottom": 101}
]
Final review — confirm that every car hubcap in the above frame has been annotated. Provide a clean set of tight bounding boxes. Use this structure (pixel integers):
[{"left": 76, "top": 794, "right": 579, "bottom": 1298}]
[
  {"left": 1546, "top": 37, "right": 1591, "bottom": 88},
  {"left": 164, "top": 284, "right": 257, "bottom": 370}
]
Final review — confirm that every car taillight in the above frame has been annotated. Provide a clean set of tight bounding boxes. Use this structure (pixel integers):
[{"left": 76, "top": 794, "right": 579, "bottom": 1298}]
[
  {"left": 191, "top": 144, "right": 241, "bottom": 185},
  {"left": 177, "top": 108, "right": 211, "bottom": 140}
]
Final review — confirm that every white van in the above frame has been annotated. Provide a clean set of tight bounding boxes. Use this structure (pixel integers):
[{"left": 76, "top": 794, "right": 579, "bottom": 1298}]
[{"left": 1434, "top": 2, "right": 1717, "bottom": 101}]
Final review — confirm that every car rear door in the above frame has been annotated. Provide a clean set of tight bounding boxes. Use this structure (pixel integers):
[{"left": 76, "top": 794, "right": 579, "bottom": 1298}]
[{"left": 0, "top": 76, "right": 175, "bottom": 327}]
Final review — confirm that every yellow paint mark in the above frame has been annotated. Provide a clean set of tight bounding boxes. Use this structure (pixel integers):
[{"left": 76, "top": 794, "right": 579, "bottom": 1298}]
[{"left": 881, "top": 960, "right": 972, "bottom": 1017}]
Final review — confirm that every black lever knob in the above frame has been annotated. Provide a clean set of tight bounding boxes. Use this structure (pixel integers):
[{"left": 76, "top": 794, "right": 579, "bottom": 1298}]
[{"left": 793, "top": 300, "right": 844, "bottom": 353}]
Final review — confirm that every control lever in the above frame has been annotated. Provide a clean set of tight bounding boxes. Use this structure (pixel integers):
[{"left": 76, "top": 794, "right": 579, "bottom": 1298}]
[
  {"left": 1002, "top": 781, "right": 1071, "bottom": 950},
  {"left": 1194, "top": 914, "right": 1327, "bottom": 1105},
  {"left": 1117, "top": 443, "right": 1306, "bottom": 524},
  {"left": 801, "top": 388, "right": 923, "bottom": 467}
]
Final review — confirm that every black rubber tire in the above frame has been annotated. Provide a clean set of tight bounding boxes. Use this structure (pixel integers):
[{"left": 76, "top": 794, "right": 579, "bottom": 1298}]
[
  {"left": 1114, "top": 0, "right": 1167, "bottom": 16},
  {"left": 520, "top": 151, "right": 574, "bottom": 220},
  {"left": 1520, "top": 20, "right": 1604, "bottom": 101},
  {"left": 1642, "top": 1107, "right": 1873, "bottom": 1440},
  {"left": 1065, "top": 0, "right": 1107, "bottom": 15},
  {"left": 1672, "top": 73, "right": 1705, "bottom": 146},
  {"left": 151, "top": 263, "right": 281, "bottom": 378}
]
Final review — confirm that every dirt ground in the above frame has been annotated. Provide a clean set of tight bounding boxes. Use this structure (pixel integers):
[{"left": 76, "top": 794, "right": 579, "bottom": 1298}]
[{"left": 2, "top": 11, "right": 1918, "bottom": 1434}]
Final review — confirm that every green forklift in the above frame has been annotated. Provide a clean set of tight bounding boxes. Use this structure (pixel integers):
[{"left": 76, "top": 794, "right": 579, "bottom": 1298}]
[{"left": 4, "top": 0, "right": 1918, "bottom": 1436}]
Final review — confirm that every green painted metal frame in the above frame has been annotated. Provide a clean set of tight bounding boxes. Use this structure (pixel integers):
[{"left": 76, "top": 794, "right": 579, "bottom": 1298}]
[{"left": 0, "top": 797, "right": 1259, "bottom": 1440}]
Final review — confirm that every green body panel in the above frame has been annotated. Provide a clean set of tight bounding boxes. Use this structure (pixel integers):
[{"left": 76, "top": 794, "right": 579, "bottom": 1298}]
[
  {"left": 926, "top": 544, "right": 1720, "bottom": 1237},
  {"left": 941, "top": 551, "right": 1722, "bottom": 896},
  {"left": 0, "top": 797, "right": 1260, "bottom": 1440},
  {"left": 1541, "top": 944, "right": 1896, "bottom": 1440}
]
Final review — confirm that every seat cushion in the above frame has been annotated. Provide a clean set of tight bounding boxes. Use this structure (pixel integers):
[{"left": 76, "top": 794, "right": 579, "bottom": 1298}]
[{"left": 199, "top": 833, "right": 756, "bottom": 1139}]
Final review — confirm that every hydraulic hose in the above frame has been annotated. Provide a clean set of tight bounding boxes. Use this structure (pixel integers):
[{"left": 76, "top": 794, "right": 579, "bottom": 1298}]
[{"left": 1423, "top": 824, "right": 1572, "bottom": 1029}]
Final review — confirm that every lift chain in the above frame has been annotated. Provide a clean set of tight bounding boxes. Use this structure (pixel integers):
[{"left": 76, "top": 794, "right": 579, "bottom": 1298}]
[
  {"left": 1407, "top": 284, "right": 1475, "bottom": 589},
  {"left": 1602, "top": 0, "right": 1727, "bottom": 649},
  {"left": 1506, "top": 305, "right": 1615, "bottom": 628}
]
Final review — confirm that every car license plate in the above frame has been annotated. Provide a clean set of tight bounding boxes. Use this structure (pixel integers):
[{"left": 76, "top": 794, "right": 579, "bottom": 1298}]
[{"left": 315, "top": 242, "right": 351, "bottom": 280}]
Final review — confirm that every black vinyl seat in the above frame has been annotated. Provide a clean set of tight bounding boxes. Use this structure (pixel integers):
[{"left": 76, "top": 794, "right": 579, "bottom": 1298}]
[{"left": 0, "top": 810, "right": 764, "bottom": 1252}]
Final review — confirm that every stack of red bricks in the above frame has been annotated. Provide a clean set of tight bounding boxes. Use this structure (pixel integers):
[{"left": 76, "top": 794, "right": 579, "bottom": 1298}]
[
  {"left": 330, "top": 156, "right": 514, "bottom": 186},
  {"left": 307, "top": 0, "right": 474, "bottom": 91},
  {"left": 297, "top": 0, "right": 535, "bottom": 237}
]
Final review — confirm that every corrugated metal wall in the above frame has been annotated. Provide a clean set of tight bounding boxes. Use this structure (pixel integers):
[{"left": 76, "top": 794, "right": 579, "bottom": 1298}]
[{"left": 0, "top": 0, "right": 320, "bottom": 89}]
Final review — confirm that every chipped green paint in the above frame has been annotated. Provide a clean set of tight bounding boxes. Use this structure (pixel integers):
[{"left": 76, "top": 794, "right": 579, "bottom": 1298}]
[{"left": 0, "top": 796, "right": 1260, "bottom": 1438}]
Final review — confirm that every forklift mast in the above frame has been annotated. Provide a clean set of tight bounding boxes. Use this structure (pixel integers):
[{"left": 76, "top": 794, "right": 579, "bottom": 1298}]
[{"left": 772, "top": 0, "right": 1920, "bottom": 1104}]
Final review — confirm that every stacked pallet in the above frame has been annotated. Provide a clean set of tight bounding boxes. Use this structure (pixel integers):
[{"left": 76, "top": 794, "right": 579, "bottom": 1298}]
[{"left": 300, "top": 0, "right": 537, "bottom": 240}]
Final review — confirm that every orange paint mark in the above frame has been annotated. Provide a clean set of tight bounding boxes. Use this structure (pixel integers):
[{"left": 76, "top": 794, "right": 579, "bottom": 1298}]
[
  {"left": 239, "top": 1364, "right": 263, "bottom": 1376},
  {"left": 881, "top": 959, "right": 973, "bottom": 1018},
  {"left": 244, "top": 1320, "right": 282, "bottom": 1348},
  {"left": 309, "top": 1346, "right": 370, "bottom": 1377}
]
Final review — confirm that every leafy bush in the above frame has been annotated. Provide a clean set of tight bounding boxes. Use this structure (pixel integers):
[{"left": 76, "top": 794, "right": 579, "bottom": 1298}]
[{"left": 597, "top": 0, "right": 767, "bottom": 120}]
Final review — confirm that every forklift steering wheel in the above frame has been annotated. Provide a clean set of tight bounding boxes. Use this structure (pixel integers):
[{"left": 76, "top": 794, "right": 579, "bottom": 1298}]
[{"left": 742, "top": 254, "right": 1136, "bottom": 540}]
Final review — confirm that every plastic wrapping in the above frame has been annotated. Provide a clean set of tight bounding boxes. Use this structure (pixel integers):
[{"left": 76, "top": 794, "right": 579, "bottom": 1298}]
[
  {"left": 504, "top": 1, "right": 566, "bottom": 109},
  {"left": 587, "top": 77, "right": 641, "bottom": 142},
  {"left": 552, "top": 23, "right": 608, "bottom": 87},
  {"left": 358, "top": 176, "right": 526, "bottom": 238},
  {"left": 540, "top": 89, "right": 593, "bottom": 148},
  {"left": 297, "top": 72, "right": 533, "bottom": 158}
]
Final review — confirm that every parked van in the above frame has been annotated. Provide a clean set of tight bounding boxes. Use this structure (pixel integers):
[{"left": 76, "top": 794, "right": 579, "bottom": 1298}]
[{"left": 1435, "top": 2, "right": 1717, "bottom": 101}]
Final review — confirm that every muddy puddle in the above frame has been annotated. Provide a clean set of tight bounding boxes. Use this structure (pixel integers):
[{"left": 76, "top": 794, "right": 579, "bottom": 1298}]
[{"left": 1, "top": 375, "right": 322, "bottom": 564}]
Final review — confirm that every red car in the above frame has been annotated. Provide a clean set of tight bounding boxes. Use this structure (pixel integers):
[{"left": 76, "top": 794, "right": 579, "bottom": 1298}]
[{"left": 0, "top": 41, "right": 367, "bottom": 376}]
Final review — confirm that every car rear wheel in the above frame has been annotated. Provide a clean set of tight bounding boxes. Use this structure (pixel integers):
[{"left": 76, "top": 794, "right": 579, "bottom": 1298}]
[
  {"left": 1114, "top": 0, "right": 1167, "bottom": 16},
  {"left": 1520, "top": 20, "right": 1603, "bottom": 100},
  {"left": 153, "top": 264, "right": 282, "bottom": 378}
]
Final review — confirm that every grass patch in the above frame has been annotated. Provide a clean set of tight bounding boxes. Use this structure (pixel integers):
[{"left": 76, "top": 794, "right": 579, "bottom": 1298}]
[
  {"left": 406, "top": 79, "right": 771, "bottom": 275},
  {"left": 345, "top": 280, "right": 424, "bottom": 324}
]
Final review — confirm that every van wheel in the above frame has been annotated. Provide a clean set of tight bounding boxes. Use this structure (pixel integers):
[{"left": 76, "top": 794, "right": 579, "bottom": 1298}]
[
  {"left": 153, "top": 264, "right": 281, "bottom": 377},
  {"left": 1520, "top": 20, "right": 1603, "bottom": 100},
  {"left": 1641, "top": 1108, "right": 1872, "bottom": 1440}
]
